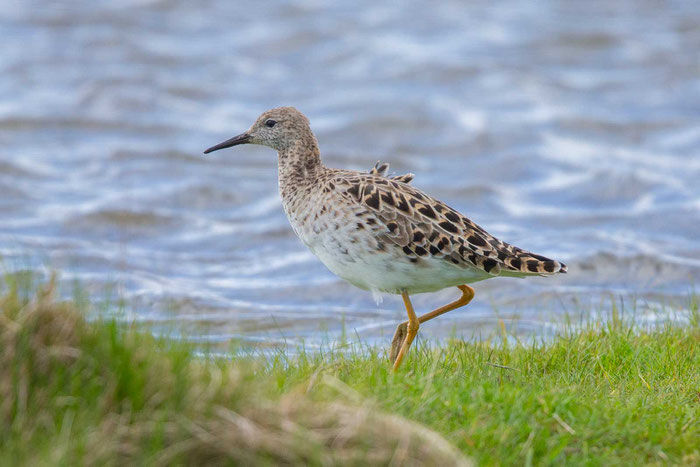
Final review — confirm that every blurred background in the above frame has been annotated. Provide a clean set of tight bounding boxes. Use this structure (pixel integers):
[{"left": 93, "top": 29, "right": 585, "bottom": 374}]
[{"left": 1, "top": 1, "right": 698, "bottom": 351}]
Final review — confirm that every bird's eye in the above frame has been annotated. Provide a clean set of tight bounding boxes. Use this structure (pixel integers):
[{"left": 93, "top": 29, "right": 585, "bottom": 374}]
[{"left": 265, "top": 119, "right": 277, "bottom": 128}]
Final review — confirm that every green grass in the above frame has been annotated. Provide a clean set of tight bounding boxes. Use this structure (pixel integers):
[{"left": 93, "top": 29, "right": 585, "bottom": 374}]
[{"left": 1, "top": 273, "right": 699, "bottom": 466}]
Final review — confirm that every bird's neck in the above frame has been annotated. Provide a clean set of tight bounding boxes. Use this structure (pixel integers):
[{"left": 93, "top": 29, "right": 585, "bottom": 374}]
[{"left": 277, "top": 136, "right": 323, "bottom": 193}]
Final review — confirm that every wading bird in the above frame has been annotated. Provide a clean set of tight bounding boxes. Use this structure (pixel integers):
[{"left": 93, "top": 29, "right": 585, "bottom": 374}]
[{"left": 204, "top": 107, "right": 567, "bottom": 370}]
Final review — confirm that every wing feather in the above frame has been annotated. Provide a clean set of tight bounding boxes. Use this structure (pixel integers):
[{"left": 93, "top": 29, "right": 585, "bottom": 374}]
[{"left": 333, "top": 170, "right": 566, "bottom": 276}]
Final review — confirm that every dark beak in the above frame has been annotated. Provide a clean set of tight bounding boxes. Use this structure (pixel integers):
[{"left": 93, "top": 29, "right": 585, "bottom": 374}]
[{"left": 203, "top": 133, "right": 251, "bottom": 154}]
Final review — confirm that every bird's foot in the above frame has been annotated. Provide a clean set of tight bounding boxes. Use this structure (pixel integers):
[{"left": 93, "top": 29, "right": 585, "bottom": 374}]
[{"left": 389, "top": 321, "right": 408, "bottom": 364}]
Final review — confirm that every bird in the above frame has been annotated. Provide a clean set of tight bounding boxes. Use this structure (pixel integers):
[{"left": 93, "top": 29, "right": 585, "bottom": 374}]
[{"left": 204, "top": 107, "right": 567, "bottom": 371}]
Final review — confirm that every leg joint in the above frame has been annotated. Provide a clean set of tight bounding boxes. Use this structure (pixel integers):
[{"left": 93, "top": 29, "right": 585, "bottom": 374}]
[{"left": 458, "top": 284, "right": 475, "bottom": 303}]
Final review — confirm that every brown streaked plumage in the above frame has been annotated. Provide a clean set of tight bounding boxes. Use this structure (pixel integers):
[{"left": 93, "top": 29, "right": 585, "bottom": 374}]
[{"left": 204, "top": 106, "right": 567, "bottom": 371}]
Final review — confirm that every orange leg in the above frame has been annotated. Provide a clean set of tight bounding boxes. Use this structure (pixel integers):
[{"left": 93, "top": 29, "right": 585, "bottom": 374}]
[
  {"left": 390, "top": 285, "right": 475, "bottom": 369},
  {"left": 391, "top": 291, "right": 419, "bottom": 371}
]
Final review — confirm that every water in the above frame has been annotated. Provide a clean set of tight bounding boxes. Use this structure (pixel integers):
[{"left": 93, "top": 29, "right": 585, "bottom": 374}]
[{"left": 1, "top": 1, "right": 699, "bottom": 351}]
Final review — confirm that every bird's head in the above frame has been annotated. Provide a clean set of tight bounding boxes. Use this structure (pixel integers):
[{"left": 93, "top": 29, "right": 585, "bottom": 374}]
[{"left": 204, "top": 106, "right": 314, "bottom": 154}]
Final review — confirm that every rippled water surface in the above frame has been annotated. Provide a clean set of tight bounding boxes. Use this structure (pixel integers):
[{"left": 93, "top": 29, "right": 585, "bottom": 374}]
[{"left": 2, "top": 1, "right": 699, "bottom": 349}]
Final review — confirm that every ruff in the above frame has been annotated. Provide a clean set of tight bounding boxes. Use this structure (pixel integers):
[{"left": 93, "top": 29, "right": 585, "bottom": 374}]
[{"left": 204, "top": 107, "right": 567, "bottom": 370}]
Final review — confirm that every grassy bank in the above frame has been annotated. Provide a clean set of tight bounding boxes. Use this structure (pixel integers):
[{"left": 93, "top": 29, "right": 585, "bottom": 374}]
[{"left": 1, "top": 274, "right": 699, "bottom": 465}]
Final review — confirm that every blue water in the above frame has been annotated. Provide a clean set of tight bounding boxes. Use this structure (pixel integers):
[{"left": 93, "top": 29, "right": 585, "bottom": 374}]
[{"left": 1, "top": 1, "right": 699, "bottom": 350}]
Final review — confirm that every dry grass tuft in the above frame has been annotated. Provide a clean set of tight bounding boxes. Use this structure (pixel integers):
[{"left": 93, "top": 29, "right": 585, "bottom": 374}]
[{"left": 0, "top": 274, "right": 469, "bottom": 466}]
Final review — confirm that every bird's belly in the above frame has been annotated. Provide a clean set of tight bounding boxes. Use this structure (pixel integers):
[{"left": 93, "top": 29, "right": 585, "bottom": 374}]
[
  {"left": 285, "top": 201, "right": 488, "bottom": 295},
  {"left": 303, "top": 229, "right": 488, "bottom": 295}
]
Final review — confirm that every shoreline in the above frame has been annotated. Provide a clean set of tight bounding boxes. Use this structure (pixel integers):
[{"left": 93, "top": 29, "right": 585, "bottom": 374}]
[{"left": 1, "top": 274, "right": 698, "bottom": 465}]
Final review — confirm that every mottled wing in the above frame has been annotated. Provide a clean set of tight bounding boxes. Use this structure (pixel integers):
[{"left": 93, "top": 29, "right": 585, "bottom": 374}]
[{"left": 336, "top": 171, "right": 567, "bottom": 276}]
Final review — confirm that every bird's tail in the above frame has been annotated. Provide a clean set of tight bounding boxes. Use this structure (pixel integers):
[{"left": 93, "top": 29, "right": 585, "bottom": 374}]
[{"left": 502, "top": 250, "right": 568, "bottom": 276}]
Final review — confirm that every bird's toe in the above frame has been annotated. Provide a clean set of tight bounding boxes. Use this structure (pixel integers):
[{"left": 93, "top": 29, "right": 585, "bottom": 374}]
[{"left": 389, "top": 321, "right": 408, "bottom": 363}]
